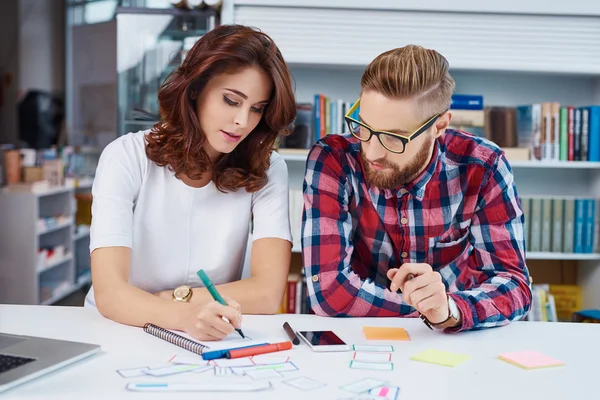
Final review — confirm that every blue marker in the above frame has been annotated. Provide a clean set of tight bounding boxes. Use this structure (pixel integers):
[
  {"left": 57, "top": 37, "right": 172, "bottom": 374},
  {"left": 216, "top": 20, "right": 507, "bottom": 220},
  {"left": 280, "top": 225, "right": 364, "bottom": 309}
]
[{"left": 201, "top": 343, "right": 268, "bottom": 360}]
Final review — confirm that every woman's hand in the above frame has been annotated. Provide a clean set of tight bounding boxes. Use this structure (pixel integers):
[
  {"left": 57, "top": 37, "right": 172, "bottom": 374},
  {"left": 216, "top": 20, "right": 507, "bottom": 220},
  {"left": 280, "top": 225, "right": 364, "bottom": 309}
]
[{"left": 180, "top": 296, "right": 243, "bottom": 341}]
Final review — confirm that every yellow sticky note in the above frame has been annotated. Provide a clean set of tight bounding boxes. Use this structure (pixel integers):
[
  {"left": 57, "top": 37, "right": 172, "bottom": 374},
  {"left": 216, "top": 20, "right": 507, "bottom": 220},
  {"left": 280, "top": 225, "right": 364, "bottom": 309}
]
[
  {"left": 498, "top": 351, "right": 565, "bottom": 370},
  {"left": 363, "top": 326, "right": 410, "bottom": 341},
  {"left": 410, "top": 349, "right": 470, "bottom": 367}
]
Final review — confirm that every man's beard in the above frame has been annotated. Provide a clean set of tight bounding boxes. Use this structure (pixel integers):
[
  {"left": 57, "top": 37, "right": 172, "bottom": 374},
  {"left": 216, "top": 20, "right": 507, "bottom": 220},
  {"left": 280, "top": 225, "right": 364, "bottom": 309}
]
[{"left": 360, "top": 136, "right": 434, "bottom": 189}]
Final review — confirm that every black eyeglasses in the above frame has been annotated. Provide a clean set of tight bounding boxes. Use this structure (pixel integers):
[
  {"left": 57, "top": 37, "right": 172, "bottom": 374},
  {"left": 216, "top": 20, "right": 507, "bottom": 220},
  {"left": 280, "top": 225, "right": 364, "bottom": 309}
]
[{"left": 344, "top": 99, "right": 445, "bottom": 154}]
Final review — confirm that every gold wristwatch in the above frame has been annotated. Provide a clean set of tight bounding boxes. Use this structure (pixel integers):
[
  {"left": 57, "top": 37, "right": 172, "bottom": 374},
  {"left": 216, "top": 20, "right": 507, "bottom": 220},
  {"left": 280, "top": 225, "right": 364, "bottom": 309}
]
[{"left": 172, "top": 285, "right": 193, "bottom": 302}]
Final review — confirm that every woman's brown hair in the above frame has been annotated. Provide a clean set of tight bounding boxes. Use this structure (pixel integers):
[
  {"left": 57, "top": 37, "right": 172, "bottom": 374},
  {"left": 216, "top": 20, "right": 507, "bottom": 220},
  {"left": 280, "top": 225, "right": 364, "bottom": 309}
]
[{"left": 145, "top": 24, "right": 296, "bottom": 193}]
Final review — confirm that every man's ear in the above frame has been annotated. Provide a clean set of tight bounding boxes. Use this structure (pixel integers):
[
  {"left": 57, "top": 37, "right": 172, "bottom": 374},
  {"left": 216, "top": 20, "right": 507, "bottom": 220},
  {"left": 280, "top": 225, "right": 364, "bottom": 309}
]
[{"left": 433, "top": 111, "right": 451, "bottom": 138}]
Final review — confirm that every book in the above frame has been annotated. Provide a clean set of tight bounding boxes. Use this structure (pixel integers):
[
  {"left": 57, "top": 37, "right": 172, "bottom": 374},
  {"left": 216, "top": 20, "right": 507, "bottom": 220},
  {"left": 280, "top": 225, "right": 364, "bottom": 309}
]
[
  {"left": 143, "top": 323, "right": 209, "bottom": 355},
  {"left": 551, "top": 198, "right": 563, "bottom": 252}
]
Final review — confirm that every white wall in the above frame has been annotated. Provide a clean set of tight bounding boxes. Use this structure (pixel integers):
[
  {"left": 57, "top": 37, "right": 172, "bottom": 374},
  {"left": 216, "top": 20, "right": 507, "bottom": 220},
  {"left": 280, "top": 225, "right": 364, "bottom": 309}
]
[
  {"left": 291, "top": 66, "right": 598, "bottom": 108},
  {"left": 18, "top": 0, "right": 65, "bottom": 95}
]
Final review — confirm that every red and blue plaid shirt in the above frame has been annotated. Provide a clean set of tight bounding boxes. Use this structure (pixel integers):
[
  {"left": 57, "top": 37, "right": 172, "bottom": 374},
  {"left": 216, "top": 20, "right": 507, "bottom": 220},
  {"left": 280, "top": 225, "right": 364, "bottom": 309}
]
[{"left": 301, "top": 129, "right": 532, "bottom": 331}]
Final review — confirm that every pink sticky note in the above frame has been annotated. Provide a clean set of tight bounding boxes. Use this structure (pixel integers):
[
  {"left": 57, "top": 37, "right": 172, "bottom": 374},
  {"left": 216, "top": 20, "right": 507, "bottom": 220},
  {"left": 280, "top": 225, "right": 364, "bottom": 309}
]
[{"left": 498, "top": 351, "right": 565, "bottom": 370}]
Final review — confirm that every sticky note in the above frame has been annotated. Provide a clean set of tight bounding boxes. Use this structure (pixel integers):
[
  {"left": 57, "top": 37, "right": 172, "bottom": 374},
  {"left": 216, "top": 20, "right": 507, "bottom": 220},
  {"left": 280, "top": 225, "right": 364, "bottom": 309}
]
[
  {"left": 363, "top": 327, "right": 410, "bottom": 341},
  {"left": 498, "top": 351, "right": 565, "bottom": 370},
  {"left": 353, "top": 352, "right": 392, "bottom": 362},
  {"left": 349, "top": 360, "right": 394, "bottom": 371},
  {"left": 369, "top": 385, "right": 400, "bottom": 399},
  {"left": 410, "top": 349, "right": 470, "bottom": 367},
  {"left": 353, "top": 344, "right": 395, "bottom": 352}
]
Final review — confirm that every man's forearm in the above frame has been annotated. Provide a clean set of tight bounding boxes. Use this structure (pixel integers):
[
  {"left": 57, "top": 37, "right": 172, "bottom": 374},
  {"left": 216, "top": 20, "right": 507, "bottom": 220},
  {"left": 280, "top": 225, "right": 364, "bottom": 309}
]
[
  {"left": 448, "top": 273, "right": 532, "bottom": 331},
  {"left": 306, "top": 264, "right": 416, "bottom": 317}
]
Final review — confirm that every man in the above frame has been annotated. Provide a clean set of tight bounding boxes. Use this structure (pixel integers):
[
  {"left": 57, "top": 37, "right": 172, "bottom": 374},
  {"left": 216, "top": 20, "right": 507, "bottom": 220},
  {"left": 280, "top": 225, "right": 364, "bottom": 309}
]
[{"left": 301, "top": 45, "right": 532, "bottom": 332}]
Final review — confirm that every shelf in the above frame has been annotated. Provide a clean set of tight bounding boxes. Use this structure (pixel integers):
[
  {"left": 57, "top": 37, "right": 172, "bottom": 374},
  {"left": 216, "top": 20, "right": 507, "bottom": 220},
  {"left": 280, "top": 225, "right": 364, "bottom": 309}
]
[
  {"left": 35, "top": 186, "right": 74, "bottom": 197},
  {"left": 510, "top": 161, "right": 600, "bottom": 169},
  {"left": 526, "top": 252, "right": 600, "bottom": 260},
  {"left": 41, "top": 273, "right": 92, "bottom": 306},
  {"left": 77, "top": 271, "right": 92, "bottom": 286},
  {"left": 73, "top": 230, "right": 90, "bottom": 241},
  {"left": 292, "top": 248, "right": 599, "bottom": 260},
  {"left": 37, "top": 254, "right": 73, "bottom": 274},
  {"left": 278, "top": 149, "right": 600, "bottom": 170},
  {"left": 123, "top": 119, "right": 159, "bottom": 125},
  {"left": 278, "top": 149, "right": 309, "bottom": 161},
  {"left": 2, "top": 185, "right": 73, "bottom": 197},
  {"left": 38, "top": 219, "right": 73, "bottom": 235}
]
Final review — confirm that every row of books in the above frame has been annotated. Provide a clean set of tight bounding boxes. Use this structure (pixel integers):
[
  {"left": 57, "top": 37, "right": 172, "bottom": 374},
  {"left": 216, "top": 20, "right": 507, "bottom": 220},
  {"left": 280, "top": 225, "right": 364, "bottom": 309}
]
[
  {"left": 517, "top": 104, "right": 600, "bottom": 162},
  {"left": 443, "top": 101, "right": 600, "bottom": 163},
  {"left": 279, "top": 94, "right": 486, "bottom": 150},
  {"left": 522, "top": 196, "right": 598, "bottom": 254},
  {"left": 526, "top": 284, "right": 582, "bottom": 322},
  {"left": 277, "top": 273, "right": 310, "bottom": 314},
  {"left": 278, "top": 96, "right": 353, "bottom": 149}
]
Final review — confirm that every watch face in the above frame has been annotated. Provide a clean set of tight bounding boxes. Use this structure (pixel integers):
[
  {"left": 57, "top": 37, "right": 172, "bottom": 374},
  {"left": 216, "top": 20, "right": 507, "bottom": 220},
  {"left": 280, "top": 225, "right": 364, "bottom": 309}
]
[{"left": 174, "top": 286, "right": 190, "bottom": 299}]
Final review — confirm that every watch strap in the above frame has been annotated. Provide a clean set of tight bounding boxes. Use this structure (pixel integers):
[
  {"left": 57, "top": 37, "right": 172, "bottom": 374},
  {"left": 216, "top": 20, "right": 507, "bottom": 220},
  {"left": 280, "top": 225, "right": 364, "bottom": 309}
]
[{"left": 419, "top": 295, "right": 459, "bottom": 330}]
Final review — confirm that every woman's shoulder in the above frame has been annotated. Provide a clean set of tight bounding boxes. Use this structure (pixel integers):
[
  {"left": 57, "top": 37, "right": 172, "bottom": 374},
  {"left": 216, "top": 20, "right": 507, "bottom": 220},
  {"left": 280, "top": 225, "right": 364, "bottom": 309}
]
[
  {"left": 268, "top": 150, "right": 286, "bottom": 171},
  {"left": 95, "top": 130, "right": 152, "bottom": 182},
  {"left": 100, "top": 130, "right": 150, "bottom": 164}
]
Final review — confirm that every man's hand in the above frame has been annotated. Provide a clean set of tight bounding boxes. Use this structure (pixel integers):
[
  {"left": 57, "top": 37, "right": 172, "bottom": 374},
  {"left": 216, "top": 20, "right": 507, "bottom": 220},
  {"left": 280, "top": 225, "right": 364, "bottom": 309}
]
[{"left": 387, "top": 263, "right": 449, "bottom": 324}]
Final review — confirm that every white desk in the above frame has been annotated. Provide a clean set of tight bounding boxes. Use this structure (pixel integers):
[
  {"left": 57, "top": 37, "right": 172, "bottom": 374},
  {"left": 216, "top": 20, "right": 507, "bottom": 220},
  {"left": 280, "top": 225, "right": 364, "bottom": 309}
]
[{"left": 0, "top": 305, "right": 598, "bottom": 399}]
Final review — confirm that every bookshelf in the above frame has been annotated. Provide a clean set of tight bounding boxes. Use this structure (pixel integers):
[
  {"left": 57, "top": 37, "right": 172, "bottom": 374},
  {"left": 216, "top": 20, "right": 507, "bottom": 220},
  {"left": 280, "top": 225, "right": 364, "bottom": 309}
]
[
  {"left": 223, "top": 0, "right": 600, "bottom": 313},
  {"left": 0, "top": 186, "right": 92, "bottom": 305}
]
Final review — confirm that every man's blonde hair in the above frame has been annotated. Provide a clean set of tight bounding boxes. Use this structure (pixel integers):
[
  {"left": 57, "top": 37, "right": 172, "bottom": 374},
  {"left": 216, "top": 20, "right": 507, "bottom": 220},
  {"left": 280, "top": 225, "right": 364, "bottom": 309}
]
[{"left": 361, "top": 45, "right": 455, "bottom": 118}]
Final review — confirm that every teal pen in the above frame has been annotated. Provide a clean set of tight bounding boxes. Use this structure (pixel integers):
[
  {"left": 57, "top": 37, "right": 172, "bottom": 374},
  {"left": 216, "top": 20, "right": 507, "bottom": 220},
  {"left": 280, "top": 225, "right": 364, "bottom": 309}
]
[{"left": 197, "top": 269, "right": 245, "bottom": 339}]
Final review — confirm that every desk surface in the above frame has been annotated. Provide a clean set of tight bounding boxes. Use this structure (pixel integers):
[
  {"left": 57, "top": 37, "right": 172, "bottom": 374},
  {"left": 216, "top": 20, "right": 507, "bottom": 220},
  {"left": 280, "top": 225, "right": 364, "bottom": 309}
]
[{"left": 0, "top": 305, "right": 598, "bottom": 399}]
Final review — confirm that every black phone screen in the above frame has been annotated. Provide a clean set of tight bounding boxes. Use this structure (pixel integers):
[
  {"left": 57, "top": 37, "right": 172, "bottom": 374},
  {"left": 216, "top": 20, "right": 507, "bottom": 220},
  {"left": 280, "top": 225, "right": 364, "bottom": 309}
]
[{"left": 298, "top": 331, "right": 346, "bottom": 346}]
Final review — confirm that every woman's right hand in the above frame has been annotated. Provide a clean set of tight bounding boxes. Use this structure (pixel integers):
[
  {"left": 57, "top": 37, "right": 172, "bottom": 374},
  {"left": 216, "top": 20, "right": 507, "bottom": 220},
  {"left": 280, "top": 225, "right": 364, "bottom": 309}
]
[{"left": 181, "top": 297, "right": 242, "bottom": 341}]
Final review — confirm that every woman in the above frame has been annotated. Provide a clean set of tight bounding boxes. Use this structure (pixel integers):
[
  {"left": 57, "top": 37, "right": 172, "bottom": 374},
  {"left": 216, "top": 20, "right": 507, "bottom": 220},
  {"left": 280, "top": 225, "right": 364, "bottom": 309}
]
[{"left": 85, "top": 24, "right": 296, "bottom": 341}]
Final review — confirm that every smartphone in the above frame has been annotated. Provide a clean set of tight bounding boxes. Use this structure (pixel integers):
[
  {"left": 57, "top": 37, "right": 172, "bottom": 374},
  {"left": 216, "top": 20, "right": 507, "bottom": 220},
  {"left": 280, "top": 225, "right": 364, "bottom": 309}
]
[{"left": 297, "top": 330, "right": 350, "bottom": 352}]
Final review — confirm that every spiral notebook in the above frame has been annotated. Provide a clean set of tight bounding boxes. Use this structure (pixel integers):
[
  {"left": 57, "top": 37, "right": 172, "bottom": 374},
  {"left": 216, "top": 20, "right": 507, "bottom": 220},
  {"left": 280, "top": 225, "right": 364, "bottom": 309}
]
[
  {"left": 143, "top": 323, "right": 210, "bottom": 355},
  {"left": 143, "top": 323, "right": 263, "bottom": 355}
]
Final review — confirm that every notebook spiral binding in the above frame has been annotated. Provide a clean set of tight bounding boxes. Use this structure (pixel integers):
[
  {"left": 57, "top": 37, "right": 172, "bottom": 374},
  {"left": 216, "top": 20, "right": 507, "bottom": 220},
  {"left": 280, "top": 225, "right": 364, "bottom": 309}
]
[{"left": 143, "top": 323, "right": 208, "bottom": 355}]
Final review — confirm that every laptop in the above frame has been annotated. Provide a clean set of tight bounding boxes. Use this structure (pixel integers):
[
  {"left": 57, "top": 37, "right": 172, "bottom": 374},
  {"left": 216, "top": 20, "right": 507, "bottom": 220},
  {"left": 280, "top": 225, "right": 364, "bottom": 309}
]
[{"left": 0, "top": 332, "right": 101, "bottom": 393}]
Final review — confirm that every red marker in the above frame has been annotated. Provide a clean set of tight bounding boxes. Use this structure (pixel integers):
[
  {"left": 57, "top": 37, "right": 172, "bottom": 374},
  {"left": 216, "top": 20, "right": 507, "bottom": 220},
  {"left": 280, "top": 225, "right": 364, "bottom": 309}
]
[{"left": 226, "top": 341, "right": 292, "bottom": 359}]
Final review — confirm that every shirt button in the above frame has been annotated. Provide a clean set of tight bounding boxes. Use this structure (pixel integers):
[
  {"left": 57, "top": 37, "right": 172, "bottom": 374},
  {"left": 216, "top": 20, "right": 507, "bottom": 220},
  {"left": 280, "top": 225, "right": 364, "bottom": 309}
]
[
  {"left": 401, "top": 252, "right": 408, "bottom": 258},
  {"left": 401, "top": 217, "right": 408, "bottom": 224},
  {"left": 312, "top": 275, "right": 319, "bottom": 282},
  {"left": 400, "top": 188, "right": 407, "bottom": 195}
]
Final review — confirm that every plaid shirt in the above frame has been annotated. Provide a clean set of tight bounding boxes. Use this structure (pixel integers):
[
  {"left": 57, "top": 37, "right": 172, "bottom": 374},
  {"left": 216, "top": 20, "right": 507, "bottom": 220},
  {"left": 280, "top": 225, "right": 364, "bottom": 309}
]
[{"left": 301, "top": 129, "right": 532, "bottom": 331}]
